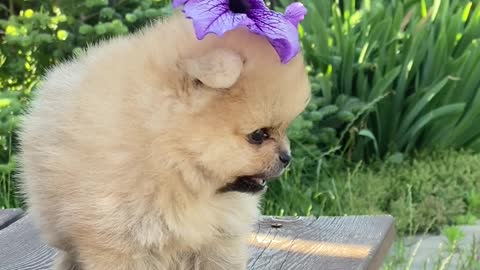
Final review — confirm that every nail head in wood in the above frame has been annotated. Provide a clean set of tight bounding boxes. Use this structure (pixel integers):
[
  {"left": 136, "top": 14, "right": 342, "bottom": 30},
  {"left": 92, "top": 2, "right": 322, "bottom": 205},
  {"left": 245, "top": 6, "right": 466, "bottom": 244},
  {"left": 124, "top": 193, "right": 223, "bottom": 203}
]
[{"left": 271, "top": 222, "right": 283, "bottom": 228}]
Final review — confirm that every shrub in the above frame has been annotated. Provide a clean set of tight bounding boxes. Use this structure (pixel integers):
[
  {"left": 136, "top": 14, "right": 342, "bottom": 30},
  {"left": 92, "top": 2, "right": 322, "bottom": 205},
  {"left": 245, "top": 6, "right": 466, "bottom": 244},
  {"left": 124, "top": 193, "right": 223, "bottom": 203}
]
[{"left": 0, "top": 0, "right": 172, "bottom": 208}]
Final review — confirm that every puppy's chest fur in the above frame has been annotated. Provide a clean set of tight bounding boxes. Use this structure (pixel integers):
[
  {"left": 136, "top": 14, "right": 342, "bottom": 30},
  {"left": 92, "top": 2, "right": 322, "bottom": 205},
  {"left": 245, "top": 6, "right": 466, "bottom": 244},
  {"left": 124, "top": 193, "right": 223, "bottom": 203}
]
[{"left": 133, "top": 191, "right": 261, "bottom": 252}]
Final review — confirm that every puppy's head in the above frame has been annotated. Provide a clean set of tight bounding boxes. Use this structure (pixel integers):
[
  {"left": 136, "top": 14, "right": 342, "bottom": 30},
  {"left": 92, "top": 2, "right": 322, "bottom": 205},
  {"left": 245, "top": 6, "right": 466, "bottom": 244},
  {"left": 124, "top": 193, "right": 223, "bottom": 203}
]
[{"left": 166, "top": 26, "right": 310, "bottom": 194}]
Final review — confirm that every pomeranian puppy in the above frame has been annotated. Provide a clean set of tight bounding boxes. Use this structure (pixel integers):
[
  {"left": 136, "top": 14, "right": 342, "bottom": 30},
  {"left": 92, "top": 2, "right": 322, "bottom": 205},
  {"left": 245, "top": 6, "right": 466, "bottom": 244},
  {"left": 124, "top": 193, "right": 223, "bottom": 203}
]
[{"left": 18, "top": 11, "right": 310, "bottom": 270}]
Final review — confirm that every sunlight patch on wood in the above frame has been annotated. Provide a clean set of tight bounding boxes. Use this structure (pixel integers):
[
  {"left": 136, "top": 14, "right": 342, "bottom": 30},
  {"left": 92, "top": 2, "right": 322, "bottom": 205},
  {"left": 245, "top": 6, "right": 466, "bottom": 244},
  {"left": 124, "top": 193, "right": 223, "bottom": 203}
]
[{"left": 249, "top": 233, "right": 372, "bottom": 259}]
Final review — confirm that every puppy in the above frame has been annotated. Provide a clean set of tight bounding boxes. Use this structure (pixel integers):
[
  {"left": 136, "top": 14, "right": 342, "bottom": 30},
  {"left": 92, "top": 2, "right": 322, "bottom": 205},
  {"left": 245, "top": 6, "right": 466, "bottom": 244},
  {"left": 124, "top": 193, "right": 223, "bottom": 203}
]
[{"left": 18, "top": 12, "right": 310, "bottom": 270}]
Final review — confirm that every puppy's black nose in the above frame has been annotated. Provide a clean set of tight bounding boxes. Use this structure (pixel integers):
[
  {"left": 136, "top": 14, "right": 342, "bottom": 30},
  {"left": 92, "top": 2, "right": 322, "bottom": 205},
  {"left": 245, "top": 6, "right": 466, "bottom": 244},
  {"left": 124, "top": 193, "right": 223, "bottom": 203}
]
[{"left": 279, "top": 152, "right": 291, "bottom": 167}]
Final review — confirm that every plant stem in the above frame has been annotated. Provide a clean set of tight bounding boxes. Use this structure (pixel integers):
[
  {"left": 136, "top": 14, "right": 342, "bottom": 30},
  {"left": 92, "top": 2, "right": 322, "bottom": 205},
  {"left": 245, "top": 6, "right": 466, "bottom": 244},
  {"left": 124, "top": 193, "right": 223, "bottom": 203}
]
[{"left": 8, "top": 0, "right": 14, "bottom": 15}]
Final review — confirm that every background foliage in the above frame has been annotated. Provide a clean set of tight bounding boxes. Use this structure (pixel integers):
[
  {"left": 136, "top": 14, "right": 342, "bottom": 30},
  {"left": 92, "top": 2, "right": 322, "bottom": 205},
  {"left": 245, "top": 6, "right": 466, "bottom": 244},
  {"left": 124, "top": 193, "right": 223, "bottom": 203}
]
[
  {"left": 289, "top": 0, "right": 480, "bottom": 162},
  {"left": 1, "top": 0, "right": 480, "bottom": 238},
  {"left": 0, "top": 0, "right": 171, "bottom": 207}
]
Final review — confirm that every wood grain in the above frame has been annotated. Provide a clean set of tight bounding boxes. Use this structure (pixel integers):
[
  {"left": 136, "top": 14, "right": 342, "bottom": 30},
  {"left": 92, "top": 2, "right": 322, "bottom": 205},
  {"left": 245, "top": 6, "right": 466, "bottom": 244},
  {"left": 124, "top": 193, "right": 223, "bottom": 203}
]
[
  {"left": 247, "top": 216, "right": 395, "bottom": 270},
  {"left": 0, "top": 214, "right": 56, "bottom": 270},
  {"left": 0, "top": 210, "right": 394, "bottom": 270},
  {"left": 0, "top": 209, "right": 23, "bottom": 230}
]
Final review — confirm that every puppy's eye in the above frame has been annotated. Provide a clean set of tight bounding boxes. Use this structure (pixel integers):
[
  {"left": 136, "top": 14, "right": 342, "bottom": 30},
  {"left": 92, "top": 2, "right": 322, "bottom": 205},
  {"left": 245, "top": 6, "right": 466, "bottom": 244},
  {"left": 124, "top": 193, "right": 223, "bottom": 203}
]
[{"left": 247, "top": 128, "right": 270, "bottom": 145}]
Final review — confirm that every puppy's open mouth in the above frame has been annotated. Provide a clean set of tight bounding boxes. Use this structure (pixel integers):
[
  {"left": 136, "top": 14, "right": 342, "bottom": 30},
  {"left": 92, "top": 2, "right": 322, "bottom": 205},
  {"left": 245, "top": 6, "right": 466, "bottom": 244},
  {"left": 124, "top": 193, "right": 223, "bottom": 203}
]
[{"left": 217, "top": 175, "right": 268, "bottom": 194}]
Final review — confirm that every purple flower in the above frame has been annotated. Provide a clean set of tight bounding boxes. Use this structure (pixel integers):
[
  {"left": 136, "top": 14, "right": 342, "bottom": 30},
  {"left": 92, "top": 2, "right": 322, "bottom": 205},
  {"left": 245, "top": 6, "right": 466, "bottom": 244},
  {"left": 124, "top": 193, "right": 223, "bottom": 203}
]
[{"left": 173, "top": 0, "right": 307, "bottom": 64}]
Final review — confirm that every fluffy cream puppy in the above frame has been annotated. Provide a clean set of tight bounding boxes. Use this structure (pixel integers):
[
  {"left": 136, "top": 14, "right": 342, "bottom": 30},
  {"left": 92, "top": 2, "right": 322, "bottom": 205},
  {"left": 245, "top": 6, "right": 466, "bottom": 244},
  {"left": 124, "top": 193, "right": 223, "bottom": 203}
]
[{"left": 18, "top": 12, "right": 310, "bottom": 270}]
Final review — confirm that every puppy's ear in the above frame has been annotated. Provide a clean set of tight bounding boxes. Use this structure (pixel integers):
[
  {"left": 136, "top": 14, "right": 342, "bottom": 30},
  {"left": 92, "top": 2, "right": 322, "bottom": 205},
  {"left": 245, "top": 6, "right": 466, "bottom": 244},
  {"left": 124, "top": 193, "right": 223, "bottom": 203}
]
[{"left": 182, "top": 49, "right": 243, "bottom": 89}]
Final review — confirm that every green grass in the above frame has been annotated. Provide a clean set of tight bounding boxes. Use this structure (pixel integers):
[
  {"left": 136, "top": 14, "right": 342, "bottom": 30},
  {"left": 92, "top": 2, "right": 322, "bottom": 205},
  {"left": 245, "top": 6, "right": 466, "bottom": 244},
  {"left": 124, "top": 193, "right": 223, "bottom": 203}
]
[
  {"left": 263, "top": 149, "right": 480, "bottom": 235},
  {"left": 383, "top": 226, "right": 480, "bottom": 270}
]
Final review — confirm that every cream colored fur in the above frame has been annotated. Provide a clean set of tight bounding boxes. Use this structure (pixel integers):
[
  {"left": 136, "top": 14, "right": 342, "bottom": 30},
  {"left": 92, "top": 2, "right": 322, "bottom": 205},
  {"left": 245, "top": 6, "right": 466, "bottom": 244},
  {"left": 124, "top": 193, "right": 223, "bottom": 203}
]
[{"left": 18, "top": 12, "right": 310, "bottom": 270}]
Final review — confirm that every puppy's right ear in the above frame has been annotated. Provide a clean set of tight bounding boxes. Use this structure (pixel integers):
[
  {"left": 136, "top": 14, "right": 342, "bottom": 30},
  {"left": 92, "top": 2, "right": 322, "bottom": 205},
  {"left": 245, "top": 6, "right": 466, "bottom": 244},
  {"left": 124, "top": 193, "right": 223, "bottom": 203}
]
[{"left": 181, "top": 49, "right": 243, "bottom": 89}]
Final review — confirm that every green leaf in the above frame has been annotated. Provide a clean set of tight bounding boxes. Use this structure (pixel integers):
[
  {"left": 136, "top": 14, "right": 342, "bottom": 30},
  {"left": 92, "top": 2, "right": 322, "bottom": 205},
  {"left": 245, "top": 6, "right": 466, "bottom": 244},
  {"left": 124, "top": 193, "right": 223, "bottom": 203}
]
[
  {"left": 56, "top": 30, "right": 68, "bottom": 41},
  {"left": 0, "top": 99, "right": 11, "bottom": 108},
  {"left": 398, "top": 77, "right": 450, "bottom": 137},
  {"left": 100, "top": 7, "right": 115, "bottom": 19},
  {"left": 336, "top": 110, "right": 355, "bottom": 122},
  {"left": 34, "top": 33, "right": 53, "bottom": 44},
  {"left": 403, "top": 104, "right": 465, "bottom": 151},
  {"left": 5, "top": 25, "right": 18, "bottom": 36},
  {"left": 420, "top": 0, "right": 428, "bottom": 17},
  {"left": 23, "top": 9, "right": 34, "bottom": 18},
  {"left": 79, "top": 24, "right": 94, "bottom": 35},
  {"left": 94, "top": 24, "right": 107, "bottom": 35},
  {"left": 145, "top": 8, "right": 160, "bottom": 18},
  {"left": 358, "top": 129, "right": 379, "bottom": 157},
  {"left": 86, "top": 0, "right": 108, "bottom": 8},
  {"left": 368, "top": 66, "right": 401, "bottom": 101},
  {"left": 341, "top": 40, "right": 355, "bottom": 95},
  {"left": 125, "top": 14, "right": 137, "bottom": 23}
]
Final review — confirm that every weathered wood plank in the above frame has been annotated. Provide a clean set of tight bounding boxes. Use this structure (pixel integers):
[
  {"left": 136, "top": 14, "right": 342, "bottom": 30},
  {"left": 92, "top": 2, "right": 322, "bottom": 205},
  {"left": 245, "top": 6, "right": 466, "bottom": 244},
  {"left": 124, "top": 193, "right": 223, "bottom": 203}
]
[
  {"left": 0, "top": 208, "right": 24, "bottom": 230},
  {"left": 248, "top": 215, "right": 395, "bottom": 270},
  {"left": 0, "top": 214, "right": 56, "bottom": 270},
  {"left": 0, "top": 210, "right": 394, "bottom": 270}
]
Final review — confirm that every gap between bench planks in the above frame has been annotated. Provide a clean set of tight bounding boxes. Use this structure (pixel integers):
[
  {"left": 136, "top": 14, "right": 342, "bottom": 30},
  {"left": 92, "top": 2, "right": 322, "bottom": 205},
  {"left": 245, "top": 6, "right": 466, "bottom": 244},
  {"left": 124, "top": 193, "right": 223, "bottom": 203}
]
[{"left": 0, "top": 209, "right": 394, "bottom": 270}]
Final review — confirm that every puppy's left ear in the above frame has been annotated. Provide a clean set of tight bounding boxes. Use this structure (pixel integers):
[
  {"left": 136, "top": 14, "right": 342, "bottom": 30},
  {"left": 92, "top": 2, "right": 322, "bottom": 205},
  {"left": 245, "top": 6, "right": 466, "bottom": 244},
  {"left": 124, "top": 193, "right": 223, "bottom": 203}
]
[{"left": 182, "top": 49, "right": 243, "bottom": 89}]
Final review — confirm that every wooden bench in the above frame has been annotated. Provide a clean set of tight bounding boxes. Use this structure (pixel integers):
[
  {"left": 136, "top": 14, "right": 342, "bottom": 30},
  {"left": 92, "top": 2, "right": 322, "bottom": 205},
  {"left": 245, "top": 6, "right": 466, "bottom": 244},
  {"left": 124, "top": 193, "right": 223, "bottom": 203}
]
[{"left": 0, "top": 209, "right": 395, "bottom": 269}]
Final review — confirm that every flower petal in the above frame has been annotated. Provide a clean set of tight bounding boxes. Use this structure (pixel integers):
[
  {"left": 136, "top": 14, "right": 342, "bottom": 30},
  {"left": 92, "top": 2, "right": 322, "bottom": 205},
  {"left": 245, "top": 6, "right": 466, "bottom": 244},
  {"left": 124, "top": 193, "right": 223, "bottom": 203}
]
[
  {"left": 246, "top": 0, "right": 269, "bottom": 9},
  {"left": 172, "top": 0, "right": 188, "bottom": 8},
  {"left": 284, "top": 2, "right": 307, "bottom": 27},
  {"left": 183, "top": 0, "right": 254, "bottom": 39},
  {"left": 247, "top": 7, "right": 301, "bottom": 63}
]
